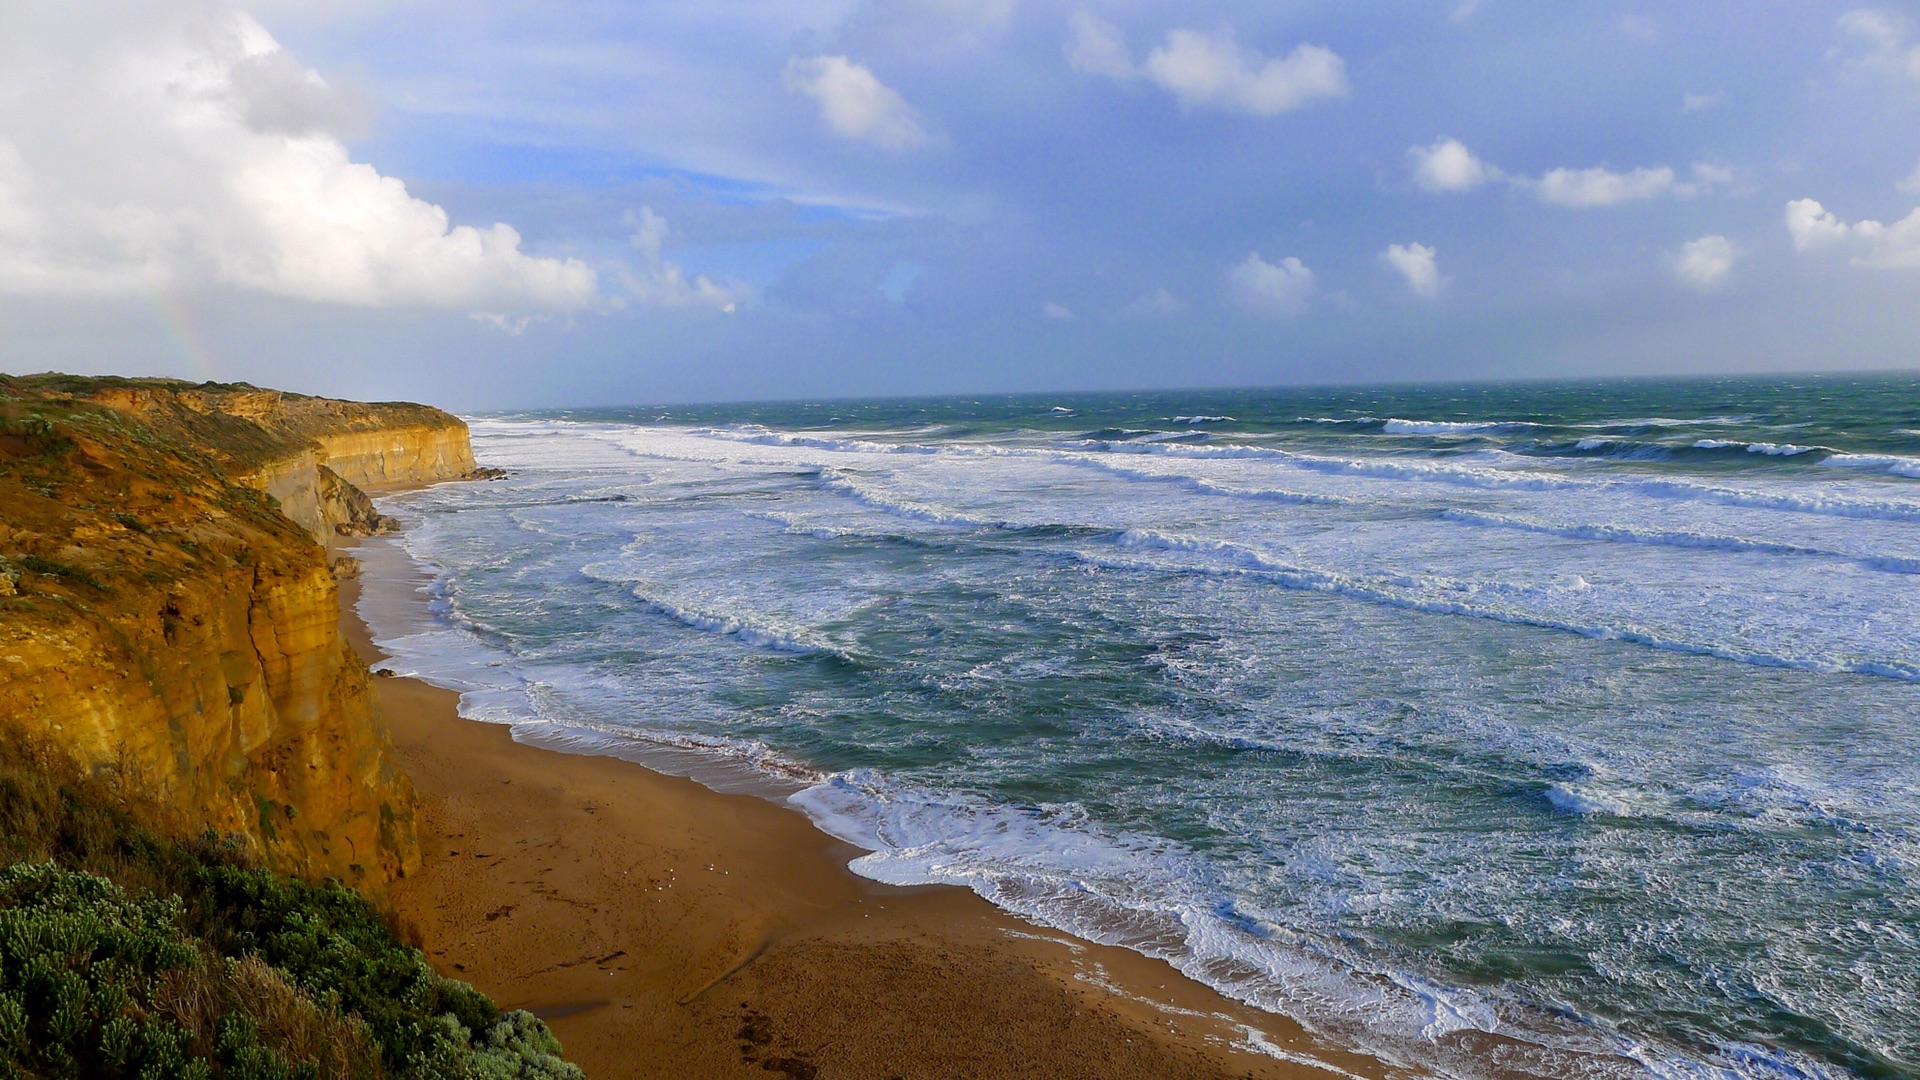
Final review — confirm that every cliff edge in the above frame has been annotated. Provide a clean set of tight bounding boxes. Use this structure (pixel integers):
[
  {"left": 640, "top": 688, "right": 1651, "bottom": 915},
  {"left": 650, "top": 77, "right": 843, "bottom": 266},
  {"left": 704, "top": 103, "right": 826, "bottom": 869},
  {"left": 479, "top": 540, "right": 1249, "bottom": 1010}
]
[{"left": 0, "top": 374, "right": 473, "bottom": 889}]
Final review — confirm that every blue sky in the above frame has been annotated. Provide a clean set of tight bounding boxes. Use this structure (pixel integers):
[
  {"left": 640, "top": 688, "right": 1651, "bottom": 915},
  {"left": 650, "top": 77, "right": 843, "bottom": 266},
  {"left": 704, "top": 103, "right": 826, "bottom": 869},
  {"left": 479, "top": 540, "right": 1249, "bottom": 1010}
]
[{"left": 1, "top": 0, "right": 1917, "bottom": 407}]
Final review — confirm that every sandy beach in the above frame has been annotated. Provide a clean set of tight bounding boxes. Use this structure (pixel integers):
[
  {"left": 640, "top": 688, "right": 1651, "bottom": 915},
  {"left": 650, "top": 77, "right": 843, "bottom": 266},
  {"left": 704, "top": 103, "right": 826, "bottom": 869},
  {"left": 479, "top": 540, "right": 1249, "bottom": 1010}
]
[{"left": 335, "top": 532, "right": 1390, "bottom": 1080}]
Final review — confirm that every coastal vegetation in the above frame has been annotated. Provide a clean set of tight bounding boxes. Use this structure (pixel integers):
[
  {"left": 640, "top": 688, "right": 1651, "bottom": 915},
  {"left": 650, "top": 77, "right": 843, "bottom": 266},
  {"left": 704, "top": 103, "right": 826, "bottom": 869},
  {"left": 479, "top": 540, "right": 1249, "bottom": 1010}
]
[{"left": 0, "top": 739, "right": 582, "bottom": 1079}]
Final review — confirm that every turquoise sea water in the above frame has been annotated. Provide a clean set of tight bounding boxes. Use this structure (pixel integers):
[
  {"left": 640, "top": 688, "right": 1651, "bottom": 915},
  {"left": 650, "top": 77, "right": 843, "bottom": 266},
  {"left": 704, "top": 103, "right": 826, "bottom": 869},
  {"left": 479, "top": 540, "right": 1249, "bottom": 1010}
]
[{"left": 362, "top": 376, "right": 1920, "bottom": 1080}]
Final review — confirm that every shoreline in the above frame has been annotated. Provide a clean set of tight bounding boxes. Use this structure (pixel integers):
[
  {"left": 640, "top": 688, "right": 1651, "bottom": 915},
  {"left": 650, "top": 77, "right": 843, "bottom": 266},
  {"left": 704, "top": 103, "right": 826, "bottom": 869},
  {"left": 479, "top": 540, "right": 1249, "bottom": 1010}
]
[{"left": 336, "top": 526, "right": 1392, "bottom": 1080}]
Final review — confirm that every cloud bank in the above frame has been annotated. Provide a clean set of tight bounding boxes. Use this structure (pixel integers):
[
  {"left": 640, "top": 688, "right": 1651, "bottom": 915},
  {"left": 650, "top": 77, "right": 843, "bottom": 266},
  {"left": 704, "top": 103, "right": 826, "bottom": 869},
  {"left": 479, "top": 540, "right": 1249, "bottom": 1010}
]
[
  {"left": 1785, "top": 198, "right": 1920, "bottom": 268},
  {"left": 0, "top": 2, "right": 595, "bottom": 309}
]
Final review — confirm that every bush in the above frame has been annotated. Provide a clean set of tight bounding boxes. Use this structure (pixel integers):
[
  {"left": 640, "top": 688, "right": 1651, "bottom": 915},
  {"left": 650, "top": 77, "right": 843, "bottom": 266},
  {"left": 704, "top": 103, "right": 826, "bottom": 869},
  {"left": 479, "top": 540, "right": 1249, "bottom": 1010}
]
[{"left": 0, "top": 742, "right": 584, "bottom": 1080}]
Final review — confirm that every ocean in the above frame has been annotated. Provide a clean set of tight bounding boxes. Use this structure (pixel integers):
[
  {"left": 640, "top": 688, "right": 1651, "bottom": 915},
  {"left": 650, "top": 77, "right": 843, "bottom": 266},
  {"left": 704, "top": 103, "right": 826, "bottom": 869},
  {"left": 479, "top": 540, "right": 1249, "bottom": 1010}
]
[{"left": 357, "top": 376, "right": 1920, "bottom": 1080}]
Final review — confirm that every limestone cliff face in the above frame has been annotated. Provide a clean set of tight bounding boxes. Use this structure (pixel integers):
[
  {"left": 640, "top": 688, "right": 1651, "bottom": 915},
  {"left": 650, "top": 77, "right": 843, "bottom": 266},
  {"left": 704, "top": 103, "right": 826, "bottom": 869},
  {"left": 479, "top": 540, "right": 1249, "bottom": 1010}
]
[
  {"left": 81, "top": 382, "right": 476, "bottom": 543},
  {"left": 316, "top": 426, "right": 476, "bottom": 489},
  {"left": 0, "top": 375, "right": 470, "bottom": 889}
]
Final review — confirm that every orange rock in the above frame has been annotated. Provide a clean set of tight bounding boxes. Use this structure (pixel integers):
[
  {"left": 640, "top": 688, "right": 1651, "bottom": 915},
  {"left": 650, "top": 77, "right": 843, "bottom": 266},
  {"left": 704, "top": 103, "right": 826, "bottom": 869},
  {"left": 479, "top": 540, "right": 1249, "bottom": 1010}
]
[{"left": 0, "top": 374, "right": 465, "bottom": 891}]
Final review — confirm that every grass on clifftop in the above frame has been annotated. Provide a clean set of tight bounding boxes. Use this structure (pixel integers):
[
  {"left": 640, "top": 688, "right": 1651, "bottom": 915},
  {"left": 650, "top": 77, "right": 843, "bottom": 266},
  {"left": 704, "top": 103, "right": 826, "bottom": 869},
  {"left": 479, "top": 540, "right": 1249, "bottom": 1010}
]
[{"left": 0, "top": 739, "right": 584, "bottom": 1080}]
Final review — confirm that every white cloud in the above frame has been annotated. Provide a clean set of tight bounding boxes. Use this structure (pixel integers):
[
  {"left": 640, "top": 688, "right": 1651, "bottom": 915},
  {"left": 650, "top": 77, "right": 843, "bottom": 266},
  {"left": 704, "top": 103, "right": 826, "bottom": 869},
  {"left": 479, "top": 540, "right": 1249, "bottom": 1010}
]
[
  {"left": 1899, "top": 161, "right": 1920, "bottom": 195},
  {"left": 1408, "top": 138, "right": 1496, "bottom": 192},
  {"left": 1130, "top": 287, "right": 1190, "bottom": 316},
  {"left": 1228, "top": 252, "right": 1315, "bottom": 317},
  {"left": 1071, "top": 19, "right": 1347, "bottom": 118},
  {"left": 783, "top": 55, "right": 930, "bottom": 151},
  {"left": 1673, "top": 235, "right": 1736, "bottom": 291},
  {"left": 1834, "top": 9, "right": 1920, "bottom": 85},
  {"left": 1065, "top": 11, "right": 1135, "bottom": 79},
  {"left": 1786, "top": 198, "right": 1858, "bottom": 250},
  {"left": 471, "top": 311, "right": 538, "bottom": 335},
  {"left": 1535, "top": 165, "right": 1679, "bottom": 207},
  {"left": 1143, "top": 29, "right": 1348, "bottom": 116},
  {"left": 622, "top": 206, "right": 750, "bottom": 311},
  {"left": 1681, "top": 91, "right": 1725, "bottom": 112},
  {"left": 1786, "top": 198, "right": 1920, "bottom": 268},
  {"left": 0, "top": 4, "right": 595, "bottom": 309},
  {"left": 1042, "top": 300, "right": 1075, "bottom": 320},
  {"left": 1382, "top": 242, "right": 1443, "bottom": 299},
  {"left": 1408, "top": 139, "right": 1729, "bottom": 207}
]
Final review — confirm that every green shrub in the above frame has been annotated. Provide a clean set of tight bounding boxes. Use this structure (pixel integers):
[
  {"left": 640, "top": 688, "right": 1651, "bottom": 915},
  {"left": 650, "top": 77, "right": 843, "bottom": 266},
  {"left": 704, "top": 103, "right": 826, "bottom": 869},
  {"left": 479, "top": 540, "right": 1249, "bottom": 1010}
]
[
  {"left": 19, "top": 555, "right": 107, "bottom": 592},
  {"left": 0, "top": 742, "right": 584, "bottom": 1080}
]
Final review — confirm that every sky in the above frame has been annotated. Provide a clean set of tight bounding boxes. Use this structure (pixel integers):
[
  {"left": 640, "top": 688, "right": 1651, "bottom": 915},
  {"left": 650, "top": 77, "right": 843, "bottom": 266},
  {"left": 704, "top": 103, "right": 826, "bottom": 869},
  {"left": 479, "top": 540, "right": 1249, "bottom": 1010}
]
[{"left": 1, "top": 0, "right": 1917, "bottom": 408}]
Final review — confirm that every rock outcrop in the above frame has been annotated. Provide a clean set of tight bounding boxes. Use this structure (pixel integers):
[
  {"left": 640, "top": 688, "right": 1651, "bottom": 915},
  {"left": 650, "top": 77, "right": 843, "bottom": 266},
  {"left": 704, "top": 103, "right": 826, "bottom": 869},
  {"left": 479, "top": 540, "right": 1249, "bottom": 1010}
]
[
  {"left": 0, "top": 375, "right": 469, "bottom": 889},
  {"left": 79, "top": 382, "right": 476, "bottom": 542}
]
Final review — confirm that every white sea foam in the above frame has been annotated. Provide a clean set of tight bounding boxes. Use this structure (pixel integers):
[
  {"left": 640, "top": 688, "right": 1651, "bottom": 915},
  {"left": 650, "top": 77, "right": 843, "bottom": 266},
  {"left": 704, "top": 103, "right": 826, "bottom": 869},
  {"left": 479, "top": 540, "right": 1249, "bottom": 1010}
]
[
  {"left": 631, "top": 593, "right": 827, "bottom": 655},
  {"left": 1820, "top": 453, "right": 1920, "bottom": 479},
  {"left": 814, "top": 469, "right": 1004, "bottom": 527},
  {"left": 1172, "top": 414, "right": 1237, "bottom": 424},
  {"left": 1692, "top": 440, "right": 1822, "bottom": 456},
  {"left": 786, "top": 772, "right": 1532, "bottom": 1068},
  {"left": 781, "top": 768, "right": 1782, "bottom": 1079},
  {"left": 1245, "top": 449, "right": 1920, "bottom": 522},
  {"left": 1589, "top": 416, "right": 1754, "bottom": 429},
  {"left": 1545, "top": 783, "right": 1636, "bottom": 817},
  {"left": 1090, "top": 528, "right": 1920, "bottom": 682},
  {"left": 685, "top": 424, "right": 940, "bottom": 456},
  {"left": 1060, "top": 455, "right": 1349, "bottom": 506},
  {"left": 1382, "top": 418, "right": 1536, "bottom": 435},
  {"left": 1438, "top": 509, "right": 1920, "bottom": 574}
]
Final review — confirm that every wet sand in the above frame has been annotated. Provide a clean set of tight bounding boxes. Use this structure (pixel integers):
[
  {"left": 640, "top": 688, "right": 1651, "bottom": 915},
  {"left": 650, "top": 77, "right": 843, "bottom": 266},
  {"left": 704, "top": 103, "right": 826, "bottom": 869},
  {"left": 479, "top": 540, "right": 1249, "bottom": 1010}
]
[{"left": 338, "top": 538, "right": 1393, "bottom": 1080}]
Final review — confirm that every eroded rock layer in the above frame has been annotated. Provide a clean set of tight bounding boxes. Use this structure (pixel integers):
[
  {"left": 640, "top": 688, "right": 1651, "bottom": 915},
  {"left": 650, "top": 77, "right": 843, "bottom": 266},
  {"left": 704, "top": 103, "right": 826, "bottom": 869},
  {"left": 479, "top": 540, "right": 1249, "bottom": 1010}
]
[{"left": 0, "top": 374, "right": 466, "bottom": 888}]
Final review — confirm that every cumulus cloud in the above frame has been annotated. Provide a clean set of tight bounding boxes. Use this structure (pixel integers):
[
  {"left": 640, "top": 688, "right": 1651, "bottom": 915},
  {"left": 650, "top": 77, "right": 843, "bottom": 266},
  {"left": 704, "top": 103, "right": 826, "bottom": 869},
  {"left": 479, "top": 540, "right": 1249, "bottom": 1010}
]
[
  {"left": 1408, "top": 138, "right": 1497, "bottom": 193},
  {"left": 1785, "top": 198, "right": 1920, "bottom": 268},
  {"left": 783, "top": 55, "right": 930, "bottom": 150},
  {"left": 1145, "top": 30, "right": 1348, "bottom": 116},
  {"left": 0, "top": 3, "right": 595, "bottom": 309},
  {"left": 1066, "top": 18, "right": 1348, "bottom": 117},
  {"left": 1382, "top": 242, "right": 1443, "bottom": 298},
  {"left": 1408, "top": 139, "right": 1730, "bottom": 207},
  {"left": 1673, "top": 235, "right": 1736, "bottom": 291},
  {"left": 1228, "top": 253, "right": 1315, "bottom": 317},
  {"left": 621, "top": 207, "right": 750, "bottom": 311}
]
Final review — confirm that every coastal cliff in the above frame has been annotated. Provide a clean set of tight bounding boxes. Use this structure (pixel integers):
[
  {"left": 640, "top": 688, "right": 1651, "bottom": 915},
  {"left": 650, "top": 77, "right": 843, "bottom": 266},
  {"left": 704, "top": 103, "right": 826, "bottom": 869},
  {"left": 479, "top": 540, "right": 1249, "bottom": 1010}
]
[{"left": 0, "top": 374, "right": 471, "bottom": 889}]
